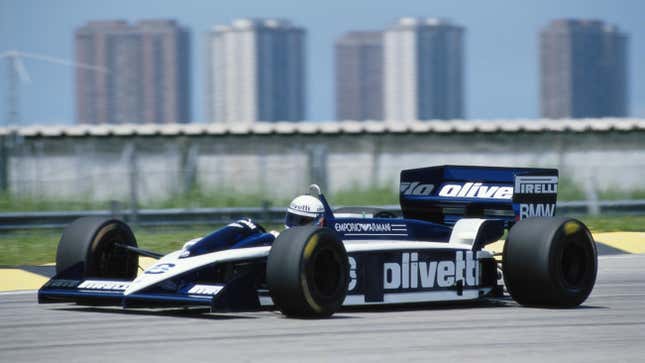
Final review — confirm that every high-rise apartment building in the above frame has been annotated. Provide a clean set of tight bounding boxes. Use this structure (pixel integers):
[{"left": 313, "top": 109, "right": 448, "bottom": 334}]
[
  {"left": 540, "top": 19, "right": 628, "bottom": 119},
  {"left": 335, "top": 31, "right": 383, "bottom": 121},
  {"left": 75, "top": 20, "right": 190, "bottom": 124},
  {"left": 205, "top": 18, "right": 305, "bottom": 123},
  {"left": 383, "top": 18, "right": 464, "bottom": 121}
]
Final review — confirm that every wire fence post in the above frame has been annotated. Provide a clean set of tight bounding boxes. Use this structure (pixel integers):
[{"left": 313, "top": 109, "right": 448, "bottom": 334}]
[
  {"left": 307, "top": 144, "right": 328, "bottom": 192},
  {"left": 584, "top": 170, "right": 600, "bottom": 216},
  {"left": 6, "top": 54, "right": 19, "bottom": 125},
  {"left": 124, "top": 142, "right": 139, "bottom": 224},
  {"left": 0, "top": 135, "right": 8, "bottom": 194},
  {"left": 179, "top": 138, "right": 198, "bottom": 195}
]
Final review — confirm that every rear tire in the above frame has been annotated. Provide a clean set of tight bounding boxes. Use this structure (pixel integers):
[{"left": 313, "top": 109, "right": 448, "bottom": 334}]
[
  {"left": 56, "top": 217, "right": 138, "bottom": 279},
  {"left": 503, "top": 217, "right": 597, "bottom": 307},
  {"left": 267, "top": 226, "right": 349, "bottom": 318}
]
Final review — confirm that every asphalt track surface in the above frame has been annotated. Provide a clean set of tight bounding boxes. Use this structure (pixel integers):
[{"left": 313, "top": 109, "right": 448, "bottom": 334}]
[{"left": 1, "top": 254, "right": 644, "bottom": 362}]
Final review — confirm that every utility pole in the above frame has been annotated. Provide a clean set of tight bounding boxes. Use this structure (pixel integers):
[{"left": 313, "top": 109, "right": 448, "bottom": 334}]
[
  {"left": 6, "top": 54, "right": 19, "bottom": 125},
  {"left": 124, "top": 142, "right": 139, "bottom": 224},
  {"left": 0, "top": 50, "right": 106, "bottom": 194},
  {"left": 0, "top": 50, "right": 107, "bottom": 126},
  {"left": 0, "top": 135, "right": 8, "bottom": 193}
]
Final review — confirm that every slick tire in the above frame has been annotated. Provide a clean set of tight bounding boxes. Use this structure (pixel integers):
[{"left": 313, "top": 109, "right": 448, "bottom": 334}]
[
  {"left": 56, "top": 217, "right": 138, "bottom": 279},
  {"left": 503, "top": 217, "right": 597, "bottom": 307},
  {"left": 267, "top": 226, "right": 349, "bottom": 318}
]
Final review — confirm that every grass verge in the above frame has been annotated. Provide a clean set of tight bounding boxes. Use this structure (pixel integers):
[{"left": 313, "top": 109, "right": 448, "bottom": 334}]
[
  {"left": 6, "top": 176, "right": 644, "bottom": 212},
  {"left": 0, "top": 216, "right": 643, "bottom": 266}
]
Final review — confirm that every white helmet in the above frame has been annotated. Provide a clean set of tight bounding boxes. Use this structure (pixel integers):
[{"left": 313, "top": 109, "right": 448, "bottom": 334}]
[{"left": 285, "top": 195, "right": 324, "bottom": 228}]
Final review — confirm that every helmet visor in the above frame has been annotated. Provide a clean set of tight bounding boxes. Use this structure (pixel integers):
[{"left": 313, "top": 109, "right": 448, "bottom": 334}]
[{"left": 285, "top": 212, "right": 315, "bottom": 228}]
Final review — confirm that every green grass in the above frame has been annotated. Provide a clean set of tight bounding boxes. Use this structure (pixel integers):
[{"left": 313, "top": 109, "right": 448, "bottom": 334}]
[
  {"left": 2, "top": 179, "right": 644, "bottom": 212},
  {"left": 557, "top": 177, "right": 587, "bottom": 201},
  {"left": 146, "top": 187, "right": 289, "bottom": 209},
  {"left": 0, "top": 229, "right": 63, "bottom": 266},
  {"left": 329, "top": 185, "right": 398, "bottom": 206},
  {"left": 0, "top": 216, "right": 642, "bottom": 267},
  {"left": 578, "top": 215, "right": 645, "bottom": 233},
  {"left": 0, "top": 185, "right": 400, "bottom": 212},
  {"left": 0, "top": 193, "right": 112, "bottom": 212},
  {"left": 598, "top": 189, "right": 645, "bottom": 201},
  {"left": 0, "top": 225, "right": 225, "bottom": 266}
]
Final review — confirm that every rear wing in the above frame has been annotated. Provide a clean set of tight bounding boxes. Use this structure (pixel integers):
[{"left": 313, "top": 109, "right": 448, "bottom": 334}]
[{"left": 399, "top": 165, "right": 558, "bottom": 227}]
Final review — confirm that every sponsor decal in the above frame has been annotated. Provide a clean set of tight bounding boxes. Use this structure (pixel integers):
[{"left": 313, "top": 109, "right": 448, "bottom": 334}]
[
  {"left": 514, "top": 175, "right": 558, "bottom": 220},
  {"left": 228, "top": 219, "right": 257, "bottom": 230},
  {"left": 348, "top": 256, "right": 357, "bottom": 291},
  {"left": 383, "top": 251, "right": 478, "bottom": 290},
  {"left": 238, "top": 219, "right": 257, "bottom": 229},
  {"left": 44, "top": 279, "right": 80, "bottom": 288},
  {"left": 334, "top": 222, "right": 408, "bottom": 236},
  {"left": 78, "top": 280, "right": 130, "bottom": 291},
  {"left": 514, "top": 176, "right": 558, "bottom": 194},
  {"left": 335, "top": 222, "right": 392, "bottom": 233},
  {"left": 519, "top": 203, "right": 555, "bottom": 219},
  {"left": 145, "top": 263, "right": 176, "bottom": 275},
  {"left": 289, "top": 200, "right": 324, "bottom": 214},
  {"left": 291, "top": 203, "right": 313, "bottom": 212},
  {"left": 438, "top": 183, "right": 513, "bottom": 200},
  {"left": 400, "top": 182, "right": 434, "bottom": 196},
  {"left": 187, "top": 284, "right": 223, "bottom": 296}
]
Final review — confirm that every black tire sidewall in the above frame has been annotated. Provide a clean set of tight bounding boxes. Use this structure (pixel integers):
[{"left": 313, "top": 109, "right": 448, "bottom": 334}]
[
  {"left": 56, "top": 217, "right": 138, "bottom": 279},
  {"left": 301, "top": 229, "right": 348, "bottom": 310},
  {"left": 503, "top": 217, "right": 597, "bottom": 307},
  {"left": 267, "top": 226, "right": 349, "bottom": 317},
  {"left": 547, "top": 220, "right": 597, "bottom": 306}
]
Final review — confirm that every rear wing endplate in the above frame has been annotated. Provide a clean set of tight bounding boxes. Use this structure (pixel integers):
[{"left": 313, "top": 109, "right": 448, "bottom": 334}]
[{"left": 399, "top": 165, "right": 558, "bottom": 227}]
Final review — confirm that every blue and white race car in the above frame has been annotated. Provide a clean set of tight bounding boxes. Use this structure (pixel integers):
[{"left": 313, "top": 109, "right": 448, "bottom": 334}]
[{"left": 39, "top": 165, "right": 598, "bottom": 318}]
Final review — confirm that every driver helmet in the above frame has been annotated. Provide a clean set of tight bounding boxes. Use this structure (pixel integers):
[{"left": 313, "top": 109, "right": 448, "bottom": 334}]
[{"left": 285, "top": 195, "right": 324, "bottom": 228}]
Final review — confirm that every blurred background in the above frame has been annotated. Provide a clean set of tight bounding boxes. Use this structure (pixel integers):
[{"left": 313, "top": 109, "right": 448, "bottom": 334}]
[{"left": 0, "top": 1, "right": 643, "bottom": 259}]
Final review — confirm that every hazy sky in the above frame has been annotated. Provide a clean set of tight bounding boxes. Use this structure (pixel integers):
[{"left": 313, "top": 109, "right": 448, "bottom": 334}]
[{"left": 1, "top": 0, "right": 643, "bottom": 125}]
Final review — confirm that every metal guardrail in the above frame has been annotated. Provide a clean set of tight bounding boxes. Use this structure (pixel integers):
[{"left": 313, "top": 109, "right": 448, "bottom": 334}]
[
  {"left": 557, "top": 199, "right": 645, "bottom": 215},
  {"left": 0, "top": 207, "right": 287, "bottom": 230},
  {"left": 0, "top": 200, "right": 644, "bottom": 231}
]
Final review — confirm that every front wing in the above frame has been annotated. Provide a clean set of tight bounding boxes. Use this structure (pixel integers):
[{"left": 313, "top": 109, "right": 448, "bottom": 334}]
[
  {"left": 39, "top": 276, "right": 266, "bottom": 312},
  {"left": 39, "top": 245, "right": 500, "bottom": 311}
]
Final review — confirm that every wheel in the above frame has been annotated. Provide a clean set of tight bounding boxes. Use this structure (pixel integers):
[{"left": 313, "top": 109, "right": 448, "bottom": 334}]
[
  {"left": 56, "top": 217, "right": 139, "bottom": 279},
  {"left": 266, "top": 226, "right": 349, "bottom": 318},
  {"left": 503, "top": 217, "right": 597, "bottom": 307}
]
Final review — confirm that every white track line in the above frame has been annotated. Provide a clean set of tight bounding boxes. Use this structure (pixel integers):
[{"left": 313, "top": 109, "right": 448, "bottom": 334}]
[
  {"left": 598, "top": 254, "right": 641, "bottom": 259},
  {"left": 0, "top": 290, "right": 36, "bottom": 296}
]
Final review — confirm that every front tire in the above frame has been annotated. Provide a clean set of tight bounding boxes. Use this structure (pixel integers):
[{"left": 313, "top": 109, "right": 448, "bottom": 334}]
[
  {"left": 56, "top": 217, "right": 138, "bottom": 279},
  {"left": 503, "top": 217, "right": 597, "bottom": 307},
  {"left": 267, "top": 226, "right": 349, "bottom": 318}
]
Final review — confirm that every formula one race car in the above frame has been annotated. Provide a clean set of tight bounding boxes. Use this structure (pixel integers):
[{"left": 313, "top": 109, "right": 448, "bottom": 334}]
[{"left": 39, "top": 165, "right": 598, "bottom": 318}]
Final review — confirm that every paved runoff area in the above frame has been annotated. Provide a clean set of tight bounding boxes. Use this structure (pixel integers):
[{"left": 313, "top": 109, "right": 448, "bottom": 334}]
[
  {"left": 0, "top": 253, "right": 642, "bottom": 362},
  {"left": 0, "top": 231, "right": 643, "bottom": 362}
]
